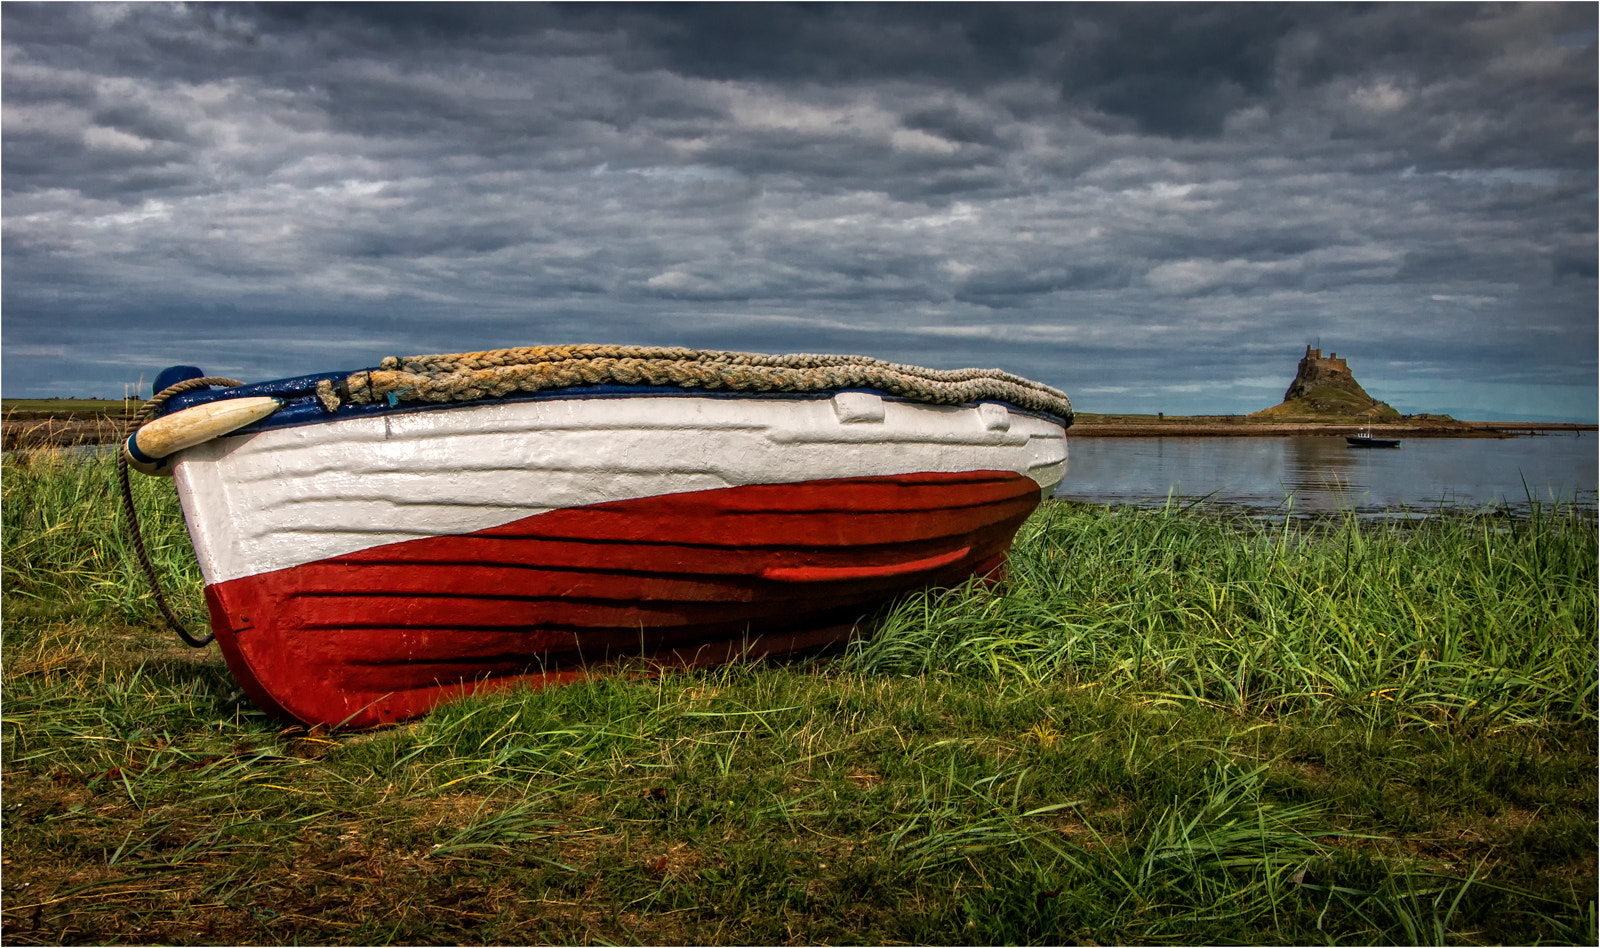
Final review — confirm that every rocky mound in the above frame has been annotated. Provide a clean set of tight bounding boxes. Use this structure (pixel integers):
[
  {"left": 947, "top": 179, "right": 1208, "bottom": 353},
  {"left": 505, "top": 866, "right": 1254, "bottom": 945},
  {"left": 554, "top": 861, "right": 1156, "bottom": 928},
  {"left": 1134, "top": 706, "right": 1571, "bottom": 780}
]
[{"left": 1250, "top": 346, "right": 1401, "bottom": 421}]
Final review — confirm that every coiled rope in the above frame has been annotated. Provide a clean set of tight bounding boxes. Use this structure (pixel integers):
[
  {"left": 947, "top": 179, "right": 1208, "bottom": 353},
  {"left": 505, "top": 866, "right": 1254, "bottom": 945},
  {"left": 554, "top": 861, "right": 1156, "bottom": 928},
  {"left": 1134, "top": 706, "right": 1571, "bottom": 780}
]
[
  {"left": 329, "top": 344, "right": 1073, "bottom": 421},
  {"left": 116, "top": 376, "right": 241, "bottom": 648}
]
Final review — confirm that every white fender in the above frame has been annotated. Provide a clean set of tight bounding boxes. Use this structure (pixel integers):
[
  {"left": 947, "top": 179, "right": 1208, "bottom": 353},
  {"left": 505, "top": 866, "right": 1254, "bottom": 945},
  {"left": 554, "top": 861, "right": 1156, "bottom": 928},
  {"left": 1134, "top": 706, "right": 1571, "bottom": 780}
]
[{"left": 124, "top": 397, "right": 282, "bottom": 476}]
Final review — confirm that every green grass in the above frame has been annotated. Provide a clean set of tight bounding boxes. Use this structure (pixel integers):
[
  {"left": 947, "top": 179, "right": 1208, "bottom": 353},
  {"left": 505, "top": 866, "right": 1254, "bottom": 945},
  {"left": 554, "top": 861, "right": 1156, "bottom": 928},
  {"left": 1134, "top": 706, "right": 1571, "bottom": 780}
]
[{"left": 3, "top": 449, "right": 1595, "bottom": 944}]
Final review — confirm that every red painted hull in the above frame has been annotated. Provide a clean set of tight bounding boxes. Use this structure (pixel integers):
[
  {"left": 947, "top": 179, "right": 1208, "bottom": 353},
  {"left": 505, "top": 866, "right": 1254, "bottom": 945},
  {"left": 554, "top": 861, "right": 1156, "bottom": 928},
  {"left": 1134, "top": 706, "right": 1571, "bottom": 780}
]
[{"left": 204, "top": 470, "right": 1041, "bottom": 727}]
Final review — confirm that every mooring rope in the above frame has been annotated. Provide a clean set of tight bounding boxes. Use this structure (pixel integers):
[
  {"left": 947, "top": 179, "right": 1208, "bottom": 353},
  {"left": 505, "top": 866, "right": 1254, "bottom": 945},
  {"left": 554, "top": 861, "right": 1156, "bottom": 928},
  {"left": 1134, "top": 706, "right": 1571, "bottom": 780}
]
[
  {"left": 327, "top": 344, "right": 1073, "bottom": 421},
  {"left": 117, "top": 376, "right": 241, "bottom": 649}
]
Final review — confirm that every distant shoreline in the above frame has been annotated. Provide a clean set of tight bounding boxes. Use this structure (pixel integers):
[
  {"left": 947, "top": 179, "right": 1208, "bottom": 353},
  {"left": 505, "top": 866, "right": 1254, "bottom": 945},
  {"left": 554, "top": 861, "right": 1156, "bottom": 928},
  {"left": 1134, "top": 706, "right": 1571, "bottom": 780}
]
[
  {"left": 1070, "top": 415, "right": 1595, "bottom": 438},
  {"left": 2, "top": 400, "right": 1594, "bottom": 450}
]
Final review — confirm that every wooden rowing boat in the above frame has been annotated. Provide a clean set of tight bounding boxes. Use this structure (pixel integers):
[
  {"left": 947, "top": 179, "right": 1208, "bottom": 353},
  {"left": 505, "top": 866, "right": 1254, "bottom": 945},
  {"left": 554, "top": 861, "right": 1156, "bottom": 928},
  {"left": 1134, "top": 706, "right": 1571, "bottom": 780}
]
[{"left": 125, "top": 347, "right": 1071, "bottom": 727}]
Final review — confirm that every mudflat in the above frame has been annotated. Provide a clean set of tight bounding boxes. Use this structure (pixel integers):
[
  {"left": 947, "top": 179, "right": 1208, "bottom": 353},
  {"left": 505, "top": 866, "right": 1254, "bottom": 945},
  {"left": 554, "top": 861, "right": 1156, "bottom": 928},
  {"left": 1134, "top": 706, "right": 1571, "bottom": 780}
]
[{"left": 2, "top": 400, "right": 130, "bottom": 450}]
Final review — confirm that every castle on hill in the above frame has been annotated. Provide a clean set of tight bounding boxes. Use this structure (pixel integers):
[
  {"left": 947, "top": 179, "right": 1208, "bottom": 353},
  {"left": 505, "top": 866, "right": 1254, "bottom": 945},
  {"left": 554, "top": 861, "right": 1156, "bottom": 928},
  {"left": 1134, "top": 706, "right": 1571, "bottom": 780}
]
[{"left": 1251, "top": 345, "right": 1400, "bottom": 420}]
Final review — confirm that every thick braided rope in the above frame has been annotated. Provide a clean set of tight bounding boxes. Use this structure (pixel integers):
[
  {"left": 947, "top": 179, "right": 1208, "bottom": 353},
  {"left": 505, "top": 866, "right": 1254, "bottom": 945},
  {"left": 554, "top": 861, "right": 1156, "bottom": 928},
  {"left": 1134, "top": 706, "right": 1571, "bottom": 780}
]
[{"left": 342, "top": 345, "right": 1072, "bottom": 420}]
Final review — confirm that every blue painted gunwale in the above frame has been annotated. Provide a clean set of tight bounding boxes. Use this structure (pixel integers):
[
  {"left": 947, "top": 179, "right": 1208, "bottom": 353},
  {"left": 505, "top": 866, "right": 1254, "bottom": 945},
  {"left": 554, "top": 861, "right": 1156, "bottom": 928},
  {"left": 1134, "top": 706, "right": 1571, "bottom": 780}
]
[{"left": 159, "top": 367, "right": 1072, "bottom": 440}]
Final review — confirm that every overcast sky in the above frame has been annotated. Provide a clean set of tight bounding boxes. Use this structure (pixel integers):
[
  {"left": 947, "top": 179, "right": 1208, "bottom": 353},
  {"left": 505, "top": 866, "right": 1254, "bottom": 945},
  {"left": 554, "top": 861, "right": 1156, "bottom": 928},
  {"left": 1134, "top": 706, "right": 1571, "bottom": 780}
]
[{"left": 3, "top": 3, "right": 1595, "bottom": 420}]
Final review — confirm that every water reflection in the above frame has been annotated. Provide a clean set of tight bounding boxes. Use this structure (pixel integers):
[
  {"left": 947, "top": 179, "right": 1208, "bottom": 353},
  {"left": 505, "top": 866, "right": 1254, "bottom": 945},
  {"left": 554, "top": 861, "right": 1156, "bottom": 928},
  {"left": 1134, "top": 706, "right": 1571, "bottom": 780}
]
[
  {"left": 1282, "top": 437, "right": 1369, "bottom": 503},
  {"left": 1055, "top": 432, "right": 1597, "bottom": 514}
]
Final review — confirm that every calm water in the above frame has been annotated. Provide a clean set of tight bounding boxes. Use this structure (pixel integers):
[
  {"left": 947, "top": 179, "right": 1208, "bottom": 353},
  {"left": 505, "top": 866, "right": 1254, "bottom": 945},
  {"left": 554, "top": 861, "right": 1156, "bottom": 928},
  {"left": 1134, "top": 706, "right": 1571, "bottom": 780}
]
[
  {"left": 20, "top": 431, "right": 1598, "bottom": 514},
  {"left": 1054, "top": 432, "right": 1597, "bottom": 513}
]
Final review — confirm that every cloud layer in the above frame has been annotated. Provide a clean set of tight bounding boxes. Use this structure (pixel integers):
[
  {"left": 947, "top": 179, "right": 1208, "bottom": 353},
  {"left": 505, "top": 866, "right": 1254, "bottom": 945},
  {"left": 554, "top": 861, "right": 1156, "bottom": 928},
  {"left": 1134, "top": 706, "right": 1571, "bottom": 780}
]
[{"left": 4, "top": 3, "right": 1595, "bottom": 419}]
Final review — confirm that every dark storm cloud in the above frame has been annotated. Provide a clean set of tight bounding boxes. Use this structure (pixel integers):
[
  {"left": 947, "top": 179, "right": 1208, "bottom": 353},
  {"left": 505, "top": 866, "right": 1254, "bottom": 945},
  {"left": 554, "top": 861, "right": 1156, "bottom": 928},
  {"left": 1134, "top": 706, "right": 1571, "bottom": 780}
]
[{"left": 3, "top": 2, "right": 1595, "bottom": 420}]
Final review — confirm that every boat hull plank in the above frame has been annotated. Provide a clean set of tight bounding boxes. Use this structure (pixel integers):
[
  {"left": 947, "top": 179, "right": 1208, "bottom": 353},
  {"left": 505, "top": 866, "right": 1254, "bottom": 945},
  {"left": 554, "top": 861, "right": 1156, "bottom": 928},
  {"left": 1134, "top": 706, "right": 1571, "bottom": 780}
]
[{"left": 205, "top": 471, "right": 1035, "bottom": 727}]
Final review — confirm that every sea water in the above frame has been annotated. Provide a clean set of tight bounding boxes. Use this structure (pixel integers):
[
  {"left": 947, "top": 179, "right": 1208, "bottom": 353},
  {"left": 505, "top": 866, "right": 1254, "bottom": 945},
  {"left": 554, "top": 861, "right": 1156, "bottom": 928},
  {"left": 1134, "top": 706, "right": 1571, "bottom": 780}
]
[{"left": 1054, "top": 432, "right": 1597, "bottom": 514}]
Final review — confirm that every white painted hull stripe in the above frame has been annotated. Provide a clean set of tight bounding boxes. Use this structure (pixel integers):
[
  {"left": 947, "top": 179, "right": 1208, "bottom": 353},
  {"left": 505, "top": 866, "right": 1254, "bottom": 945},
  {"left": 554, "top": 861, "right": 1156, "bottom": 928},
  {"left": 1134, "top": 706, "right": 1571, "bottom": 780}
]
[{"left": 172, "top": 394, "right": 1066, "bottom": 585}]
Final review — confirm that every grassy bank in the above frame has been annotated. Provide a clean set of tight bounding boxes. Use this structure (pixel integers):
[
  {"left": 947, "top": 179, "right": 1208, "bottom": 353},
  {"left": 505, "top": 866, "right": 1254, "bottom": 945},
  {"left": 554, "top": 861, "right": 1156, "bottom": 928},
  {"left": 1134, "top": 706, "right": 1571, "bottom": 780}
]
[
  {"left": 2, "top": 400, "right": 131, "bottom": 451},
  {"left": 3, "top": 450, "right": 1595, "bottom": 944}
]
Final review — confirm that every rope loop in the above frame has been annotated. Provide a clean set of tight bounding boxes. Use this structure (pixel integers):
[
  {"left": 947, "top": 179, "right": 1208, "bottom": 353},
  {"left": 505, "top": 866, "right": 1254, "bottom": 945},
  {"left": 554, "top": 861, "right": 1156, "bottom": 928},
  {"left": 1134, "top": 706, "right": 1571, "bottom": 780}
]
[{"left": 117, "top": 376, "right": 241, "bottom": 648}]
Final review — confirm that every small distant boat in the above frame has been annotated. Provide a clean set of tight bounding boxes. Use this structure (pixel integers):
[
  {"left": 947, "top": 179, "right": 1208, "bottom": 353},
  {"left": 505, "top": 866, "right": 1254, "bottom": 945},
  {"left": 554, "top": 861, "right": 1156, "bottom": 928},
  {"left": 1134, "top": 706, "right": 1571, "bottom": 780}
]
[
  {"left": 1346, "top": 429, "right": 1400, "bottom": 448},
  {"left": 123, "top": 345, "right": 1072, "bottom": 728}
]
